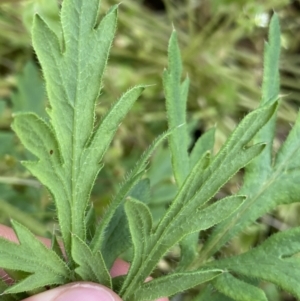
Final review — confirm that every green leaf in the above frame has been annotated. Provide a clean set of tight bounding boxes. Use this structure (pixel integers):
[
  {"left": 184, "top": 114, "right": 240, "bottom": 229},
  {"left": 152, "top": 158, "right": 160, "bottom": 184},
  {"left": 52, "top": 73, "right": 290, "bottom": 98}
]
[
  {"left": 206, "top": 227, "right": 300, "bottom": 299},
  {"left": 12, "top": 113, "right": 71, "bottom": 257},
  {"left": 159, "top": 102, "right": 276, "bottom": 237},
  {"left": 0, "top": 221, "right": 70, "bottom": 294},
  {"left": 76, "top": 86, "right": 145, "bottom": 237},
  {"left": 198, "top": 15, "right": 300, "bottom": 262},
  {"left": 12, "top": 113, "right": 61, "bottom": 163},
  {"left": 84, "top": 86, "right": 145, "bottom": 173},
  {"left": 124, "top": 198, "right": 153, "bottom": 283},
  {"left": 134, "top": 270, "right": 222, "bottom": 301},
  {"left": 178, "top": 127, "right": 215, "bottom": 271},
  {"left": 261, "top": 13, "right": 281, "bottom": 105},
  {"left": 4, "top": 3, "right": 296, "bottom": 301},
  {"left": 164, "top": 33, "right": 217, "bottom": 270},
  {"left": 136, "top": 195, "right": 243, "bottom": 282},
  {"left": 177, "top": 196, "right": 245, "bottom": 271},
  {"left": 173, "top": 195, "right": 245, "bottom": 238},
  {"left": 163, "top": 31, "right": 190, "bottom": 186},
  {"left": 71, "top": 234, "right": 111, "bottom": 288},
  {"left": 177, "top": 128, "right": 215, "bottom": 271},
  {"left": 212, "top": 273, "right": 268, "bottom": 301},
  {"left": 121, "top": 193, "right": 244, "bottom": 300},
  {"left": 11, "top": 1, "right": 150, "bottom": 291},
  {"left": 243, "top": 13, "right": 280, "bottom": 188},
  {"left": 120, "top": 29, "right": 277, "bottom": 300},
  {"left": 30, "top": 0, "right": 119, "bottom": 256}
]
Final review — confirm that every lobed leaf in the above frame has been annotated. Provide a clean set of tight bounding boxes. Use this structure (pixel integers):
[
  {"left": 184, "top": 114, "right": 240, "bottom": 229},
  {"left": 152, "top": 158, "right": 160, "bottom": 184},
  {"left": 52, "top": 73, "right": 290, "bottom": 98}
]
[
  {"left": 11, "top": 113, "right": 72, "bottom": 259},
  {"left": 198, "top": 15, "right": 299, "bottom": 263},
  {"left": 30, "top": 0, "right": 119, "bottom": 256},
  {"left": 73, "top": 85, "right": 145, "bottom": 241},
  {"left": 148, "top": 196, "right": 246, "bottom": 277},
  {"left": 12, "top": 113, "right": 61, "bottom": 164},
  {"left": 158, "top": 101, "right": 276, "bottom": 237},
  {"left": 0, "top": 221, "right": 70, "bottom": 294},
  {"left": 121, "top": 26, "right": 277, "bottom": 300},
  {"left": 121, "top": 194, "right": 245, "bottom": 299},
  {"left": 163, "top": 32, "right": 216, "bottom": 270},
  {"left": 206, "top": 227, "right": 300, "bottom": 299},
  {"left": 171, "top": 195, "right": 246, "bottom": 238},
  {"left": 5, "top": 4, "right": 296, "bottom": 301},
  {"left": 71, "top": 234, "right": 111, "bottom": 288}
]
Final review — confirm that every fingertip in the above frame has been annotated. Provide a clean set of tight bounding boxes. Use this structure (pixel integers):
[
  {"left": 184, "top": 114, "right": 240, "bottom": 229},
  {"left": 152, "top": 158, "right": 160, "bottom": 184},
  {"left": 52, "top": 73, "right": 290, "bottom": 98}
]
[
  {"left": 110, "top": 258, "right": 130, "bottom": 277},
  {"left": 22, "top": 282, "right": 122, "bottom": 301}
]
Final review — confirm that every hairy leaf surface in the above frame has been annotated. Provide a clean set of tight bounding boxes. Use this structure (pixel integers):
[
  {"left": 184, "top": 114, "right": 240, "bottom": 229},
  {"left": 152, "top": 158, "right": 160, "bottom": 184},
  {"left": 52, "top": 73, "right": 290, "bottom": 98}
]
[
  {"left": 121, "top": 21, "right": 278, "bottom": 300},
  {"left": 71, "top": 234, "right": 111, "bottom": 287},
  {"left": 134, "top": 270, "right": 222, "bottom": 301},
  {"left": 163, "top": 31, "right": 190, "bottom": 186},
  {"left": 0, "top": 221, "right": 70, "bottom": 294},
  {"left": 29, "top": 0, "right": 120, "bottom": 256},
  {"left": 9, "top": 0, "right": 147, "bottom": 293},
  {"left": 3, "top": 3, "right": 297, "bottom": 301},
  {"left": 199, "top": 14, "right": 300, "bottom": 266},
  {"left": 212, "top": 273, "right": 268, "bottom": 301},
  {"left": 206, "top": 228, "right": 300, "bottom": 299}
]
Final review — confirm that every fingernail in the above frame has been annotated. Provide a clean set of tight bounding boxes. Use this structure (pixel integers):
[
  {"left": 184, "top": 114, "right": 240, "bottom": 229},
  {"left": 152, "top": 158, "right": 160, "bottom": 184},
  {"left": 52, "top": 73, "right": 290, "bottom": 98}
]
[{"left": 54, "top": 283, "right": 116, "bottom": 301}]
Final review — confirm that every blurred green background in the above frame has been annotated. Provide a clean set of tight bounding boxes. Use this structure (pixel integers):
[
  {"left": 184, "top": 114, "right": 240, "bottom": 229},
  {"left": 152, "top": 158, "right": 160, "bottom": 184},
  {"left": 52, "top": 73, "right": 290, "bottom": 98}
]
[{"left": 0, "top": 0, "right": 300, "bottom": 300}]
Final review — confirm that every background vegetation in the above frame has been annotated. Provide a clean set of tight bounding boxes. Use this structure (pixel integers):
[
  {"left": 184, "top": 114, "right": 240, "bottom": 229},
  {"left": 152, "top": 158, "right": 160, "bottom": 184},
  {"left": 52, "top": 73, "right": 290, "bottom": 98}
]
[{"left": 0, "top": 0, "right": 299, "bottom": 300}]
